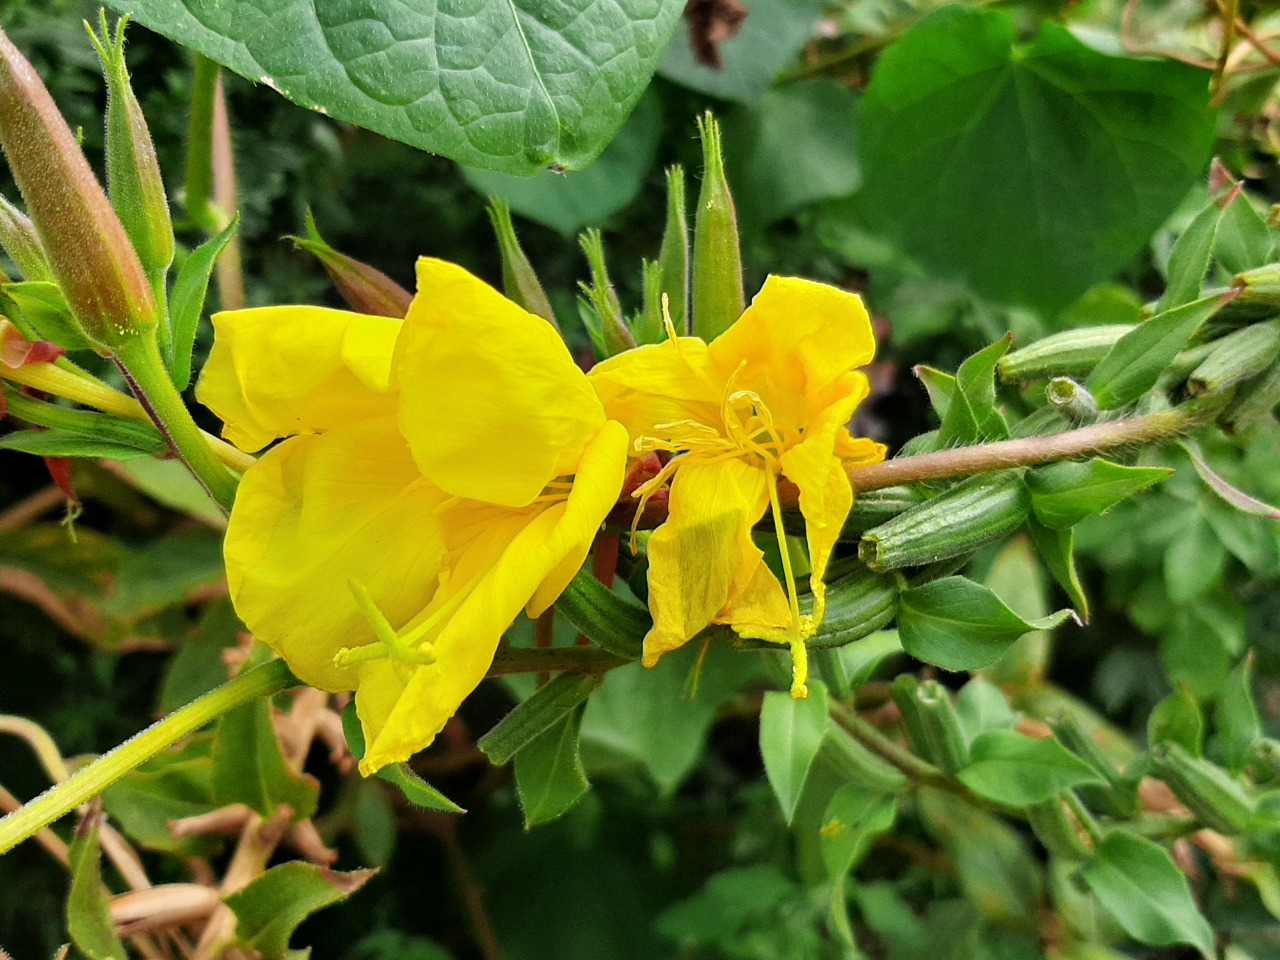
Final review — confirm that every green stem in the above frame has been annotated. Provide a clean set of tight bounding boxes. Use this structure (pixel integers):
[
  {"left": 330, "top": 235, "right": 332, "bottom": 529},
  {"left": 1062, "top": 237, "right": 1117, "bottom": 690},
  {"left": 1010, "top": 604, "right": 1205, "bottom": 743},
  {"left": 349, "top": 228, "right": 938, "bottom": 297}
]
[
  {"left": 1064, "top": 790, "right": 1104, "bottom": 846},
  {"left": 150, "top": 270, "right": 171, "bottom": 373},
  {"left": 184, "top": 56, "right": 222, "bottom": 233},
  {"left": 113, "top": 332, "right": 239, "bottom": 513},
  {"left": 0, "top": 659, "right": 298, "bottom": 856}
]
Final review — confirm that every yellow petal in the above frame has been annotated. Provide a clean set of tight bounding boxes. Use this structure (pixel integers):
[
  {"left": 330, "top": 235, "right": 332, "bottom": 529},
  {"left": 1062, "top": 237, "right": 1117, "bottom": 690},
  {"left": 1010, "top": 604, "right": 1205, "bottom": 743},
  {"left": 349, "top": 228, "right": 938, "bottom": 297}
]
[
  {"left": 357, "top": 421, "right": 628, "bottom": 773},
  {"left": 642, "top": 458, "right": 770, "bottom": 667},
  {"left": 709, "top": 276, "right": 876, "bottom": 424},
  {"left": 196, "top": 306, "right": 401, "bottom": 452},
  {"left": 588, "top": 337, "right": 722, "bottom": 442},
  {"left": 224, "top": 416, "right": 447, "bottom": 691},
  {"left": 395, "top": 258, "right": 605, "bottom": 508}
]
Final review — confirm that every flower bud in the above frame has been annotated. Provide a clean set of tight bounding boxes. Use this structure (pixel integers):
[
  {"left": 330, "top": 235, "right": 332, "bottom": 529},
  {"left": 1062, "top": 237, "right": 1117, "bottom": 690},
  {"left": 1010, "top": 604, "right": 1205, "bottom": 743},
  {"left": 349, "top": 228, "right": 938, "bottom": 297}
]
[
  {"left": 1188, "top": 322, "right": 1280, "bottom": 396},
  {"left": 486, "top": 197, "right": 558, "bottom": 331},
  {"left": 578, "top": 228, "right": 634, "bottom": 357},
  {"left": 804, "top": 566, "right": 900, "bottom": 649},
  {"left": 1151, "top": 742, "right": 1256, "bottom": 835},
  {"left": 820, "top": 728, "right": 908, "bottom": 793},
  {"left": 691, "top": 113, "right": 743, "bottom": 342},
  {"left": 658, "top": 165, "right": 689, "bottom": 333},
  {"left": 0, "top": 28, "right": 155, "bottom": 350},
  {"left": 891, "top": 677, "right": 969, "bottom": 774},
  {"left": 1219, "top": 363, "right": 1280, "bottom": 434},
  {"left": 291, "top": 212, "right": 411, "bottom": 319},
  {"left": 998, "top": 325, "right": 1133, "bottom": 383},
  {"left": 0, "top": 192, "right": 53, "bottom": 282},
  {"left": 88, "top": 14, "right": 174, "bottom": 278},
  {"left": 860, "top": 471, "right": 1030, "bottom": 571}
]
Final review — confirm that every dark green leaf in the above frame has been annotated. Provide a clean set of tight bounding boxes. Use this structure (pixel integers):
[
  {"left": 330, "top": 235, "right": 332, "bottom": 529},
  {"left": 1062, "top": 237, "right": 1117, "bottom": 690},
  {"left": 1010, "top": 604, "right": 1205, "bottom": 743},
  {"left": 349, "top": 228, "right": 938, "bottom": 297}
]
[
  {"left": 898, "top": 576, "right": 1075, "bottom": 671},
  {"left": 479, "top": 672, "right": 597, "bottom": 766},
  {"left": 1078, "top": 833, "right": 1214, "bottom": 958},
  {"left": 1027, "top": 459, "right": 1173, "bottom": 529},
  {"left": 1087, "top": 293, "right": 1226, "bottom": 409},
  {"left": 1148, "top": 683, "right": 1204, "bottom": 756},
  {"left": 1027, "top": 519, "right": 1091, "bottom": 622},
  {"left": 170, "top": 214, "right": 239, "bottom": 389},
  {"left": 760, "top": 680, "right": 830, "bottom": 824},
  {"left": 104, "top": 0, "right": 684, "bottom": 175},
  {"left": 1159, "top": 197, "right": 1226, "bottom": 311},
  {"left": 224, "top": 862, "right": 376, "bottom": 958},
  {"left": 515, "top": 705, "right": 590, "bottom": 827},
  {"left": 0, "top": 428, "right": 162, "bottom": 460},
  {"left": 858, "top": 6, "right": 1214, "bottom": 312},
  {"left": 937, "top": 336, "right": 1012, "bottom": 447},
  {"left": 819, "top": 785, "right": 897, "bottom": 880},
  {"left": 957, "top": 730, "right": 1104, "bottom": 807},
  {"left": 340, "top": 703, "right": 463, "bottom": 813},
  {"left": 67, "top": 815, "right": 127, "bottom": 960},
  {"left": 1217, "top": 190, "right": 1274, "bottom": 275},
  {"left": 914, "top": 365, "right": 957, "bottom": 421},
  {"left": 2, "top": 280, "right": 95, "bottom": 350},
  {"left": 212, "top": 696, "right": 319, "bottom": 819},
  {"left": 462, "top": 92, "right": 661, "bottom": 236},
  {"left": 102, "top": 736, "right": 220, "bottom": 856},
  {"left": 1217, "top": 656, "right": 1261, "bottom": 774}
]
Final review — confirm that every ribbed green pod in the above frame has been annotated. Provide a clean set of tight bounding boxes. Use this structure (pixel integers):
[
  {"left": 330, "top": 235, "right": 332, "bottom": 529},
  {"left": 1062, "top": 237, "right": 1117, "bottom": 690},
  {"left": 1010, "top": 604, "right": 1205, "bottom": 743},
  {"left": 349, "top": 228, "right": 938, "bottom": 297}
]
[
  {"left": 998, "top": 326, "right": 1133, "bottom": 382},
  {"left": 1151, "top": 742, "right": 1255, "bottom": 835},
  {"left": 1188, "top": 322, "right": 1280, "bottom": 396}
]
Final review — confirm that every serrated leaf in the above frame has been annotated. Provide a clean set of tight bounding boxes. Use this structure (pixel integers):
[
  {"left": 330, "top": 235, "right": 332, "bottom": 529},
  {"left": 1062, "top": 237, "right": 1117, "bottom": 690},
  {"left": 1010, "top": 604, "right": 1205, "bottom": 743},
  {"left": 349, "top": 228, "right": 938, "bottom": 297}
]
[
  {"left": 340, "top": 703, "right": 462, "bottom": 812},
  {"left": 957, "top": 730, "right": 1104, "bottom": 807},
  {"left": 67, "top": 816, "right": 127, "bottom": 960},
  {"left": 515, "top": 705, "right": 590, "bottom": 827},
  {"left": 170, "top": 214, "right": 239, "bottom": 388},
  {"left": 898, "top": 576, "right": 1075, "bottom": 672},
  {"left": 1087, "top": 293, "right": 1226, "bottom": 409},
  {"left": 1217, "top": 656, "right": 1261, "bottom": 774},
  {"left": 224, "top": 862, "right": 376, "bottom": 958},
  {"left": 1027, "top": 459, "right": 1173, "bottom": 529},
  {"left": 1079, "top": 833, "right": 1215, "bottom": 958},
  {"left": 1159, "top": 196, "right": 1226, "bottom": 311},
  {"left": 212, "top": 696, "right": 319, "bottom": 819},
  {"left": 760, "top": 681, "right": 830, "bottom": 824},
  {"left": 937, "top": 336, "right": 1011, "bottom": 447},
  {"left": 858, "top": 5, "right": 1214, "bottom": 312},
  {"left": 1148, "top": 683, "right": 1204, "bottom": 756},
  {"left": 104, "top": 0, "right": 684, "bottom": 175},
  {"left": 819, "top": 785, "right": 897, "bottom": 880}
]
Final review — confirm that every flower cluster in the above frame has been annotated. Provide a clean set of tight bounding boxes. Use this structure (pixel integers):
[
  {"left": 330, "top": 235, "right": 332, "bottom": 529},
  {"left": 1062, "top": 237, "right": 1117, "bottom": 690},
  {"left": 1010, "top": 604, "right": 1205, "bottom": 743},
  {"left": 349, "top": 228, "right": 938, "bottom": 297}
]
[{"left": 199, "top": 259, "right": 884, "bottom": 773}]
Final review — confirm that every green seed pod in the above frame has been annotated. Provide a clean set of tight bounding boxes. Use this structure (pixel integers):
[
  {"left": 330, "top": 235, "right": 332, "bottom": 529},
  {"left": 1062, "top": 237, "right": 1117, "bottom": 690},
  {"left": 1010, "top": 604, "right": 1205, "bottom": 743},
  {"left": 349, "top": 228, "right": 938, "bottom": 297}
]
[
  {"left": 292, "top": 211, "right": 412, "bottom": 319},
  {"left": 804, "top": 567, "right": 901, "bottom": 649},
  {"left": 1046, "top": 377, "right": 1099, "bottom": 425},
  {"left": 476, "top": 672, "right": 598, "bottom": 766},
  {"left": 87, "top": 14, "right": 174, "bottom": 278},
  {"left": 1151, "top": 742, "right": 1256, "bottom": 835},
  {"left": 486, "top": 197, "right": 558, "bottom": 331},
  {"left": 554, "top": 571, "right": 647, "bottom": 660},
  {"left": 1218, "top": 363, "right": 1280, "bottom": 433},
  {"left": 1026, "top": 799, "right": 1091, "bottom": 861},
  {"left": 859, "top": 472, "right": 1030, "bottom": 571},
  {"left": 1053, "top": 713, "right": 1138, "bottom": 817},
  {"left": 691, "top": 113, "right": 743, "bottom": 342},
  {"left": 1232, "top": 262, "right": 1280, "bottom": 308},
  {"left": 890, "top": 675, "right": 932, "bottom": 763},
  {"left": 911, "top": 680, "right": 970, "bottom": 775},
  {"left": 0, "top": 192, "right": 52, "bottom": 282},
  {"left": 1188, "top": 322, "right": 1280, "bottom": 396},
  {"left": 0, "top": 28, "right": 155, "bottom": 350},
  {"left": 820, "top": 728, "right": 909, "bottom": 794},
  {"left": 998, "top": 325, "right": 1133, "bottom": 382},
  {"left": 658, "top": 165, "right": 689, "bottom": 333}
]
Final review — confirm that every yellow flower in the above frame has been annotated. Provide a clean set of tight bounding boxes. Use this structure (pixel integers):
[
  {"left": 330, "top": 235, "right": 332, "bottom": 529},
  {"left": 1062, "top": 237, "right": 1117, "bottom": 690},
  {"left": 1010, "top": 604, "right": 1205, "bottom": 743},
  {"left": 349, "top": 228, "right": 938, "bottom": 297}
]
[
  {"left": 197, "top": 259, "right": 628, "bottom": 774},
  {"left": 588, "top": 277, "right": 885, "bottom": 697}
]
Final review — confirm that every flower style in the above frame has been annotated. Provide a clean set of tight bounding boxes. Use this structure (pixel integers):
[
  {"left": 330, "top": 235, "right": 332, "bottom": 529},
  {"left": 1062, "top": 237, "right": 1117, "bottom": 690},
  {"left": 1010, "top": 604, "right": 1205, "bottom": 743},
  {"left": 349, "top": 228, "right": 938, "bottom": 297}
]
[
  {"left": 588, "top": 277, "right": 885, "bottom": 697},
  {"left": 197, "top": 259, "right": 628, "bottom": 774}
]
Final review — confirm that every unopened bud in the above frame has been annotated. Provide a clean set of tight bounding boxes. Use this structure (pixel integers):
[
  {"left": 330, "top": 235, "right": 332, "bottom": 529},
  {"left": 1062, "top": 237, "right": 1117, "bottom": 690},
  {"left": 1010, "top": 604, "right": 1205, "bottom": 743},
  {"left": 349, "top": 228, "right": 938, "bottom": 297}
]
[
  {"left": 691, "top": 114, "right": 743, "bottom": 341},
  {"left": 486, "top": 197, "right": 558, "bottom": 331},
  {"left": 1151, "top": 742, "right": 1256, "bottom": 835},
  {"left": 1046, "top": 377, "right": 1099, "bottom": 424},
  {"left": 820, "top": 728, "right": 908, "bottom": 793},
  {"left": 88, "top": 14, "right": 173, "bottom": 278},
  {"left": 904, "top": 679, "right": 970, "bottom": 774},
  {"left": 1219, "top": 363, "right": 1280, "bottom": 433},
  {"left": 1232, "top": 262, "right": 1280, "bottom": 308},
  {"left": 1188, "top": 322, "right": 1280, "bottom": 396},
  {"left": 998, "top": 325, "right": 1133, "bottom": 383},
  {"left": 658, "top": 165, "right": 689, "bottom": 333},
  {"left": 0, "top": 28, "right": 155, "bottom": 349},
  {"left": 578, "top": 228, "right": 634, "bottom": 357},
  {"left": 0, "top": 192, "right": 53, "bottom": 282},
  {"left": 291, "top": 212, "right": 411, "bottom": 319},
  {"left": 804, "top": 566, "right": 900, "bottom": 648}
]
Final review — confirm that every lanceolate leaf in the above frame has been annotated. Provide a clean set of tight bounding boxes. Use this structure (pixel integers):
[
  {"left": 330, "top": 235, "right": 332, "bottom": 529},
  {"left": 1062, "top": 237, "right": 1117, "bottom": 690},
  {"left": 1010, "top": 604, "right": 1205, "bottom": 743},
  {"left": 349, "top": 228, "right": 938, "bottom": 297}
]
[
  {"left": 1159, "top": 195, "right": 1228, "bottom": 312},
  {"left": 102, "top": 0, "right": 685, "bottom": 175},
  {"left": 760, "top": 681, "right": 830, "bottom": 824},
  {"left": 67, "top": 814, "right": 127, "bottom": 960},
  {"left": 170, "top": 214, "right": 238, "bottom": 389},
  {"left": 515, "top": 705, "right": 590, "bottom": 827},
  {"left": 957, "top": 729, "right": 1103, "bottom": 807},
  {"left": 1027, "top": 459, "right": 1173, "bottom": 529}
]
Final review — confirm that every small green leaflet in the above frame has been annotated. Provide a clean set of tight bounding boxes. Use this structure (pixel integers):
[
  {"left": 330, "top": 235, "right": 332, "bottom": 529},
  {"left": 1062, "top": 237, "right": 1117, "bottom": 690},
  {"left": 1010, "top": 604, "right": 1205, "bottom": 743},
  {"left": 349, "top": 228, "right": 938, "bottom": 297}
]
[
  {"left": 956, "top": 729, "right": 1103, "bottom": 807},
  {"left": 224, "top": 861, "right": 376, "bottom": 957},
  {"left": 1027, "top": 459, "right": 1173, "bottom": 529},
  {"left": 760, "top": 681, "right": 830, "bottom": 824},
  {"left": 515, "top": 705, "right": 590, "bottom": 827},
  {"left": 340, "top": 703, "right": 463, "bottom": 813}
]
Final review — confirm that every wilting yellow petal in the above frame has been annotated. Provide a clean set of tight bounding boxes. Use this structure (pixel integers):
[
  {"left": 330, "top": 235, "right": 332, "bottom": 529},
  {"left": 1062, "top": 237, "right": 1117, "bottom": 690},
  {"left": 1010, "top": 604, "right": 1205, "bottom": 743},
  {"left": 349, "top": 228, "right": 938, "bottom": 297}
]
[
  {"left": 356, "top": 421, "right": 628, "bottom": 773},
  {"left": 395, "top": 258, "right": 605, "bottom": 508},
  {"left": 224, "top": 417, "right": 447, "bottom": 691},
  {"left": 643, "top": 458, "right": 770, "bottom": 667},
  {"left": 588, "top": 336, "right": 721, "bottom": 442},
  {"left": 196, "top": 306, "right": 401, "bottom": 452},
  {"left": 709, "top": 276, "right": 875, "bottom": 424}
]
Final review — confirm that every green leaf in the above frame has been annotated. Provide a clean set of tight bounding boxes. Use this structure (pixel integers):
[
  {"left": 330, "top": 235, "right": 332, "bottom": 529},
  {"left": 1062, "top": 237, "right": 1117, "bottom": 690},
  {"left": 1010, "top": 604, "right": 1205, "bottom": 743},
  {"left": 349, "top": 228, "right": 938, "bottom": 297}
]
[
  {"left": 954, "top": 677, "right": 1017, "bottom": 745},
  {"left": 212, "top": 694, "right": 319, "bottom": 819},
  {"left": 721, "top": 79, "right": 860, "bottom": 229},
  {"left": 478, "top": 671, "right": 597, "bottom": 766},
  {"left": 109, "top": 457, "right": 226, "bottom": 528},
  {"left": 957, "top": 730, "right": 1104, "bottom": 807},
  {"left": 1, "top": 280, "right": 95, "bottom": 350},
  {"left": 1163, "top": 513, "right": 1226, "bottom": 603},
  {"left": 67, "top": 815, "right": 127, "bottom": 960},
  {"left": 340, "top": 703, "right": 463, "bottom": 813},
  {"left": 1027, "top": 519, "right": 1090, "bottom": 620},
  {"left": 515, "top": 705, "right": 590, "bottom": 827},
  {"left": 1217, "top": 656, "right": 1262, "bottom": 774},
  {"left": 819, "top": 785, "right": 897, "bottom": 880},
  {"left": 1078, "top": 832, "right": 1215, "bottom": 958},
  {"left": 657, "top": 0, "right": 824, "bottom": 102},
  {"left": 858, "top": 5, "right": 1214, "bottom": 312},
  {"left": 1087, "top": 293, "right": 1226, "bottom": 409},
  {"left": 914, "top": 365, "right": 957, "bottom": 421},
  {"left": 1217, "top": 189, "right": 1274, "bottom": 275},
  {"left": 104, "top": 1, "right": 684, "bottom": 175},
  {"left": 937, "top": 336, "right": 1012, "bottom": 447},
  {"left": 1148, "top": 683, "right": 1204, "bottom": 756},
  {"left": 106, "top": 529, "right": 226, "bottom": 616},
  {"left": 170, "top": 214, "right": 239, "bottom": 389},
  {"left": 1027, "top": 459, "right": 1173, "bottom": 529},
  {"left": 102, "top": 736, "right": 220, "bottom": 856},
  {"left": 898, "top": 576, "right": 1075, "bottom": 672},
  {"left": 0, "top": 428, "right": 162, "bottom": 460},
  {"left": 462, "top": 91, "right": 661, "bottom": 236},
  {"left": 760, "top": 680, "right": 830, "bottom": 824},
  {"left": 224, "top": 862, "right": 376, "bottom": 958},
  {"left": 1158, "top": 196, "right": 1226, "bottom": 311}
]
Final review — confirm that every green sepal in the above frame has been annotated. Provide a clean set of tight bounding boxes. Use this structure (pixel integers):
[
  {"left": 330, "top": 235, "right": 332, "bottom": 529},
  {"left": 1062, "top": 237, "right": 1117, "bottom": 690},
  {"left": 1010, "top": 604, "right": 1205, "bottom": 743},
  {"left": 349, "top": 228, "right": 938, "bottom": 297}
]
[
  {"left": 487, "top": 197, "right": 558, "bottom": 330},
  {"left": 690, "top": 113, "right": 744, "bottom": 342}
]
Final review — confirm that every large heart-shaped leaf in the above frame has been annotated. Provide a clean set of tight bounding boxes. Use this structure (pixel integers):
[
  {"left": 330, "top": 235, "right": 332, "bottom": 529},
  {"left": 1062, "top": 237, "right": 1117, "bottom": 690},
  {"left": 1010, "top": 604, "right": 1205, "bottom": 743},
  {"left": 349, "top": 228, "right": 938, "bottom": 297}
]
[
  {"left": 105, "top": 0, "right": 684, "bottom": 174},
  {"left": 858, "top": 5, "right": 1214, "bottom": 313}
]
